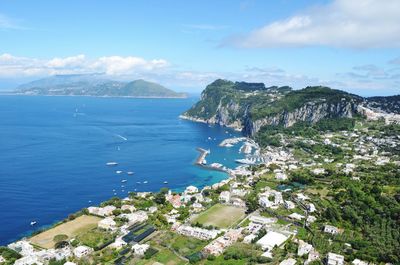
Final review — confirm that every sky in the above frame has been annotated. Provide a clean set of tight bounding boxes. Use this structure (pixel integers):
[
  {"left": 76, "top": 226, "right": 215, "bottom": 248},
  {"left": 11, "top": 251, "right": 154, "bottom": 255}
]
[{"left": 0, "top": 0, "right": 400, "bottom": 96}]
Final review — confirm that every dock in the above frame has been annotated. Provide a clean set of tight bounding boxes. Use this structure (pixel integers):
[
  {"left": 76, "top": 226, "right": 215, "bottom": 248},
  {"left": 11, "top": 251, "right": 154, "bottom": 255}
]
[{"left": 195, "top": 147, "right": 210, "bottom": 165}]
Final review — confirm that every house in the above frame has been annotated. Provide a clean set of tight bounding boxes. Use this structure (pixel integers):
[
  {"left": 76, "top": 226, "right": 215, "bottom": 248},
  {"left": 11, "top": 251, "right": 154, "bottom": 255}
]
[
  {"left": 257, "top": 231, "right": 288, "bottom": 251},
  {"left": 284, "top": 200, "right": 296, "bottom": 209},
  {"left": 109, "top": 238, "right": 127, "bottom": 250},
  {"left": 0, "top": 256, "right": 4, "bottom": 263},
  {"left": 279, "top": 258, "right": 297, "bottom": 265},
  {"left": 176, "top": 225, "right": 219, "bottom": 240},
  {"left": 185, "top": 185, "right": 199, "bottom": 194},
  {"left": 121, "top": 204, "right": 136, "bottom": 212},
  {"left": 203, "top": 229, "right": 241, "bottom": 256},
  {"left": 275, "top": 172, "right": 288, "bottom": 180},
  {"left": 191, "top": 202, "right": 204, "bottom": 212},
  {"left": 132, "top": 243, "right": 150, "bottom": 256},
  {"left": 324, "top": 225, "right": 339, "bottom": 235},
  {"left": 231, "top": 189, "right": 248, "bottom": 197},
  {"left": 166, "top": 194, "right": 182, "bottom": 208},
  {"left": 307, "top": 203, "right": 316, "bottom": 213},
  {"left": 231, "top": 198, "right": 246, "bottom": 208},
  {"left": 297, "top": 240, "right": 313, "bottom": 256},
  {"left": 219, "top": 191, "right": 231, "bottom": 203},
  {"left": 64, "top": 262, "right": 77, "bottom": 265},
  {"left": 243, "top": 234, "right": 257, "bottom": 244},
  {"left": 249, "top": 215, "right": 277, "bottom": 226},
  {"left": 289, "top": 213, "right": 304, "bottom": 221},
  {"left": 352, "top": 259, "right": 369, "bottom": 265},
  {"left": 305, "top": 249, "right": 320, "bottom": 265},
  {"left": 148, "top": 206, "right": 158, "bottom": 214},
  {"left": 87, "top": 205, "right": 116, "bottom": 217},
  {"left": 98, "top": 217, "right": 117, "bottom": 231},
  {"left": 326, "top": 252, "right": 344, "bottom": 265},
  {"left": 73, "top": 246, "right": 93, "bottom": 258},
  {"left": 119, "top": 211, "right": 148, "bottom": 225}
]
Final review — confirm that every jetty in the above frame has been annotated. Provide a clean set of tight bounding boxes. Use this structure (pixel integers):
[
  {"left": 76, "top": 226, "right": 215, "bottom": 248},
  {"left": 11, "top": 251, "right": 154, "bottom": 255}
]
[{"left": 195, "top": 147, "right": 210, "bottom": 165}]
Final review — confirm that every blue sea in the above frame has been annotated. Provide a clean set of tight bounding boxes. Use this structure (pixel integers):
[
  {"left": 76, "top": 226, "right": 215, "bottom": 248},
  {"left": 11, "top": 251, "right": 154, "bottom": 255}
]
[{"left": 0, "top": 95, "right": 244, "bottom": 245}]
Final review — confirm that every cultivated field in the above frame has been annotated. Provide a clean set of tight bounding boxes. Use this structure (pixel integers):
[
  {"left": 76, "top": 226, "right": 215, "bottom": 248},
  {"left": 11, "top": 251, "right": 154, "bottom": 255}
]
[
  {"left": 193, "top": 204, "right": 246, "bottom": 228},
  {"left": 30, "top": 215, "right": 101, "bottom": 249}
]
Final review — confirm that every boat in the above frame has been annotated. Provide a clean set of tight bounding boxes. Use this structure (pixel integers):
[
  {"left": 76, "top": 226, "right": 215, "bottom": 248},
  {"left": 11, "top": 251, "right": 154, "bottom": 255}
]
[
  {"left": 136, "top": 181, "right": 141, "bottom": 184},
  {"left": 121, "top": 179, "right": 127, "bottom": 183},
  {"left": 30, "top": 221, "right": 37, "bottom": 226},
  {"left": 127, "top": 171, "right": 134, "bottom": 175},
  {"left": 106, "top": 162, "right": 118, "bottom": 166},
  {"left": 163, "top": 181, "right": 168, "bottom": 184},
  {"left": 116, "top": 170, "right": 123, "bottom": 174},
  {"left": 143, "top": 181, "right": 148, "bottom": 184}
]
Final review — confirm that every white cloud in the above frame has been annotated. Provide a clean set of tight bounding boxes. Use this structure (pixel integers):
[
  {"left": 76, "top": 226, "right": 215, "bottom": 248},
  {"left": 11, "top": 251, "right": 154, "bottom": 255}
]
[
  {"left": 227, "top": 0, "right": 400, "bottom": 48},
  {"left": 90, "top": 56, "right": 168, "bottom": 75},
  {"left": 0, "top": 53, "right": 169, "bottom": 77}
]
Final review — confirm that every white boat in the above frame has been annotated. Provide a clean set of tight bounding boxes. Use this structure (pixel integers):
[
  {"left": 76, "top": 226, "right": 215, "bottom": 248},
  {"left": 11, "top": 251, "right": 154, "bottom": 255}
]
[
  {"left": 121, "top": 179, "right": 127, "bottom": 183},
  {"left": 163, "top": 181, "right": 168, "bottom": 184},
  {"left": 143, "top": 181, "right": 148, "bottom": 184},
  {"left": 136, "top": 181, "right": 141, "bottom": 184},
  {"left": 30, "top": 221, "right": 37, "bottom": 226},
  {"left": 116, "top": 170, "right": 123, "bottom": 174},
  {"left": 127, "top": 171, "right": 134, "bottom": 175},
  {"left": 106, "top": 162, "right": 118, "bottom": 166}
]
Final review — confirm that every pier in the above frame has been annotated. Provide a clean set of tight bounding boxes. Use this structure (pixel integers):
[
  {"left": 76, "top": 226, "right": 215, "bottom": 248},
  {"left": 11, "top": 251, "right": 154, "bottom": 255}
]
[{"left": 195, "top": 147, "right": 210, "bottom": 165}]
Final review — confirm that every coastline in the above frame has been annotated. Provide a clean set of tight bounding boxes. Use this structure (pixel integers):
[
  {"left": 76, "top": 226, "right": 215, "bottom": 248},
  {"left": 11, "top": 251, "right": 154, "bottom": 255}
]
[{"left": 0, "top": 93, "right": 188, "bottom": 99}]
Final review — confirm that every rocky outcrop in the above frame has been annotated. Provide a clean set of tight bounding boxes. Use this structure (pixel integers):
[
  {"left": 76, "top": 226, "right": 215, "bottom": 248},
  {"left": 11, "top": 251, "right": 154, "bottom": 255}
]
[{"left": 243, "top": 101, "right": 358, "bottom": 136}]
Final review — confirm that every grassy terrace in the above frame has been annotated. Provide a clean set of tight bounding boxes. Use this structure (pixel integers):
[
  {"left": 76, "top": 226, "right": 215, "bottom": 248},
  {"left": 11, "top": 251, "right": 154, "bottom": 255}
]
[
  {"left": 192, "top": 204, "right": 245, "bottom": 228},
  {"left": 29, "top": 215, "right": 101, "bottom": 249}
]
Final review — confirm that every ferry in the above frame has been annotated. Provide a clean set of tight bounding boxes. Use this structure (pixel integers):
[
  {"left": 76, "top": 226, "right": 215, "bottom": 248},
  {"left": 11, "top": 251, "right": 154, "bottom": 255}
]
[{"left": 106, "top": 162, "right": 118, "bottom": 166}]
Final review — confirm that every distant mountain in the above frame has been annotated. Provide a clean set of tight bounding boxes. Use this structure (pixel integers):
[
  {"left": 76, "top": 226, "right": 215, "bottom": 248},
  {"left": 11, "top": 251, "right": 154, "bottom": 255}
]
[
  {"left": 182, "top": 79, "right": 385, "bottom": 136},
  {"left": 15, "top": 74, "right": 187, "bottom": 98}
]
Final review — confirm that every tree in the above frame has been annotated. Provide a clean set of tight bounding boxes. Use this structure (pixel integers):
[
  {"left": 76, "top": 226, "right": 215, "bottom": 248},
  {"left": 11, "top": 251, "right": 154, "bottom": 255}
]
[{"left": 53, "top": 234, "right": 68, "bottom": 243}]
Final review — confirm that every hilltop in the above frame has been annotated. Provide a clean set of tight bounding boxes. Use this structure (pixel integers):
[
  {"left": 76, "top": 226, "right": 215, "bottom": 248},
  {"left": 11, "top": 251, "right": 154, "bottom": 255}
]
[{"left": 14, "top": 74, "right": 187, "bottom": 98}]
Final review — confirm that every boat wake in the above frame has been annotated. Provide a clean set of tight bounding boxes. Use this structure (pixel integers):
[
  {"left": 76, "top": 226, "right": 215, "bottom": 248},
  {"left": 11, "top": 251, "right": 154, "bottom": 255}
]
[{"left": 115, "top": 134, "right": 128, "bottom": 141}]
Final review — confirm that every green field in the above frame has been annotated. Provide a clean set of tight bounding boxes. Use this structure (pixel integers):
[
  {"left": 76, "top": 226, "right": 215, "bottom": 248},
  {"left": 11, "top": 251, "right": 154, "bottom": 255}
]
[{"left": 192, "top": 204, "right": 246, "bottom": 228}]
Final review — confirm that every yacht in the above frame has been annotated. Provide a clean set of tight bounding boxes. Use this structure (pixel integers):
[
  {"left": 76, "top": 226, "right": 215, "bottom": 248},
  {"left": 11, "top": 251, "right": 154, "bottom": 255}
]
[
  {"left": 30, "top": 221, "right": 37, "bottom": 226},
  {"left": 106, "top": 162, "right": 118, "bottom": 166},
  {"left": 163, "top": 181, "right": 168, "bottom": 184},
  {"left": 143, "top": 181, "right": 148, "bottom": 184},
  {"left": 116, "top": 170, "right": 123, "bottom": 174},
  {"left": 121, "top": 179, "right": 127, "bottom": 183},
  {"left": 127, "top": 171, "right": 134, "bottom": 175}
]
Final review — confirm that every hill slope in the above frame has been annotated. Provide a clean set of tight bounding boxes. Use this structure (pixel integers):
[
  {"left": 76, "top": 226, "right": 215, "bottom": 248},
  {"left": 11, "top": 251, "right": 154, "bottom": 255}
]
[{"left": 15, "top": 74, "right": 187, "bottom": 98}]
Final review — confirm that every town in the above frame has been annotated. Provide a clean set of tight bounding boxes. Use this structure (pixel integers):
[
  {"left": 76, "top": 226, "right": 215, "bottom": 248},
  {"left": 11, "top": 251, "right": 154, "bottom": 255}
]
[{"left": 1, "top": 118, "right": 399, "bottom": 265}]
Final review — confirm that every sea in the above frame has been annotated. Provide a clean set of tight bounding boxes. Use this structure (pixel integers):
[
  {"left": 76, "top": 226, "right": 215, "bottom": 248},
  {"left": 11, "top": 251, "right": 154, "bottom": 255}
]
[{"left": 0, "top": 95, "right": 245, "bottom": 245}]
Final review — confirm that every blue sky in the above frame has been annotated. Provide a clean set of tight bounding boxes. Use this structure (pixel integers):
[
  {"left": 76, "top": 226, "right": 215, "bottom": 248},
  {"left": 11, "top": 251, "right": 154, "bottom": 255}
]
[{"left": 0, "top": 0, "right": 399, "bottom": 96}]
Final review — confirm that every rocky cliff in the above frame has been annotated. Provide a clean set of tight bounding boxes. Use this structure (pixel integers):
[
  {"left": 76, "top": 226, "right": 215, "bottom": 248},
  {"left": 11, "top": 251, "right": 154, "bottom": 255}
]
[{"left": 182, "top": 79, "right": 363, "bottom": 136}]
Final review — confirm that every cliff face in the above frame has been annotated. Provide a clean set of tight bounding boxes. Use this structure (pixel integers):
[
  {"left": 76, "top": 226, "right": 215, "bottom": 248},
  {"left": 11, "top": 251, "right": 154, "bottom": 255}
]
[{"left": 182, "top": 79, "right": 363, "bottom": 136}]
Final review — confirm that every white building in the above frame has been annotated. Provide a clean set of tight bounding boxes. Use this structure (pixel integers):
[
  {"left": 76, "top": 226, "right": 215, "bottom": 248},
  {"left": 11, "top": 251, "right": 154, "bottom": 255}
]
[
  {"left": 176, "top": 225, "right": 219, "bottom": 240},
  {"left": 219, "top": 191, "right": 231, "bottom": 203},
  {"left": 284, "top": 200, "right": 296, "bottom": 209},
  {"left": 87, "top": 205, "right": 116, "bottom": 217},
  {"left": 98, "top": 217, "right": 117, "bottom": 231},
  {"left": 185, "top": 185, "right": 199, "bottom": 194},
  {"left": 297, "top": 240, "right": 313, "bottom": 256},
  {"left": 275, "top": 172, "right": 288, "bottom": 180},
  {"left": 352, "top": 259, "right": 369, "bottom": 265},
  {"left": 148, "top": 206, "right": 158, "bottom": 214},
  {"left": 119, "top": 211, "right": 148, "bottom": 225},
  {"left": 324, "top": 225, "right": 339, "bottom": 235},
  {"left": 14, "top": 256, "right": 42, "bottom": 265},
  {"left": 73, "top": 246, "right": 93, "bottom": 258},
  {"left": 121, "top": 204, "right": 136, "bottom": 212},
  {"left": 109, "top": 237, "right": 127, "bottom": 250},
  {"left": 307, "top": 203, "right": 316, "bottom": 213},
  {"left": 132, "top": 243, "right": 150, "bottom": 256},
  {"left": 289, "top": 213, "right": 304, "bottom": 221},
  {"left": 257, "top": 231, "right": 288, "bottom": 251},
  {"left": 327, "top": 252, "right": 345, "bottom": 265},
  {"left": 279, "top": 258, "right": 297, "bottom": 265}
]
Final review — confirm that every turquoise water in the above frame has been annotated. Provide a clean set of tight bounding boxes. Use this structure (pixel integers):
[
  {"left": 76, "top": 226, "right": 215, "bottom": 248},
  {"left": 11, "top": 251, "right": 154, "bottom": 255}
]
[{"left": 0, "top": 95, "right": 244, "bottom": 245}]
